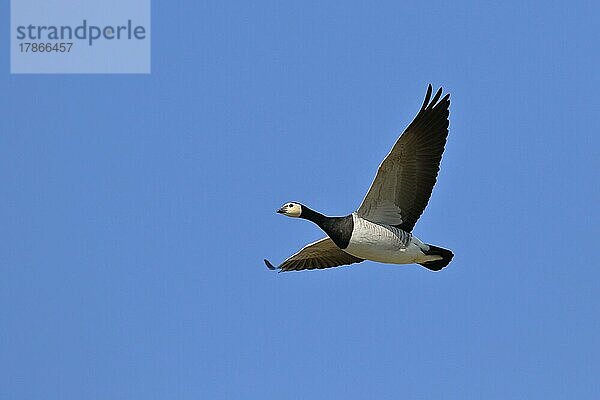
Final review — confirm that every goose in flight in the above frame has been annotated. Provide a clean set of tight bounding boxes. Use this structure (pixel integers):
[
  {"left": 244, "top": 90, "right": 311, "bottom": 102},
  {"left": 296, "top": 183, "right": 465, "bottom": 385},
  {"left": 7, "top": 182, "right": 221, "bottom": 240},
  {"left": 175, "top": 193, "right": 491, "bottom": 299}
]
[{"left": 265, "top": 85, "right": 453, "bottom": 272}]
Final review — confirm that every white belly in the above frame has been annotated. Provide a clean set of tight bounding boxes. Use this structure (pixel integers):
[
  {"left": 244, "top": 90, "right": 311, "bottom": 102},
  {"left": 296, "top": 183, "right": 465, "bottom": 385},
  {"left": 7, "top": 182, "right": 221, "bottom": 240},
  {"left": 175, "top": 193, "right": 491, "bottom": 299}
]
[{"left": 343, "top": 214, "right": 439, "bottom": 265}]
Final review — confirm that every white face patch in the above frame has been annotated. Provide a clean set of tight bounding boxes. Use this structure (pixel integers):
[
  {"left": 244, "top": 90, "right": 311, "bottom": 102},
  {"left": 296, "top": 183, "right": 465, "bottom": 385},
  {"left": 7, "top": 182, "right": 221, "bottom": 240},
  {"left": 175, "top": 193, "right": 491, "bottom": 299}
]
[{"left": 282, "top": 202, "right": 302, "bottom": 218}]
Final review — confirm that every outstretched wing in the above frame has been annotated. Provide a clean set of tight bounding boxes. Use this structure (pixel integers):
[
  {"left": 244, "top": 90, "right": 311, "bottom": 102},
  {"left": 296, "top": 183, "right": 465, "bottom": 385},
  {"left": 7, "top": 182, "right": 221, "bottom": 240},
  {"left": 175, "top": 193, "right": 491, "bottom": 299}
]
[
  {"left": 264, "top": 237, "right": 364, "bottom": 272},
  {"left": 356, "top": 84, "right": 450, "bottom": 232}
]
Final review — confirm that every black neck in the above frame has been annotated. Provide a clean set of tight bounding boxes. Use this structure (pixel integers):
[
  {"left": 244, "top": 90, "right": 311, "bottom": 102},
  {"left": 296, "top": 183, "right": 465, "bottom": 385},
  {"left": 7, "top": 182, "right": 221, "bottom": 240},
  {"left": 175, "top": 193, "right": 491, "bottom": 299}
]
[
  {"left": 299, "top": 205, "right": 354, "bottom": 249},
  {"left": 299, "top": 206, "right": 328, "bottom": 226}
]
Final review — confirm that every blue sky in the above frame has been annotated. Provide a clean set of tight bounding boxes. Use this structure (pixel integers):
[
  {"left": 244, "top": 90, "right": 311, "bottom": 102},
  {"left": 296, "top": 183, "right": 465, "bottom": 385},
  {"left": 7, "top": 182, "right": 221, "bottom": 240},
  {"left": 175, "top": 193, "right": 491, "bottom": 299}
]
[{"left": 1, "top": 1, "right": 599, "bottom": 399}]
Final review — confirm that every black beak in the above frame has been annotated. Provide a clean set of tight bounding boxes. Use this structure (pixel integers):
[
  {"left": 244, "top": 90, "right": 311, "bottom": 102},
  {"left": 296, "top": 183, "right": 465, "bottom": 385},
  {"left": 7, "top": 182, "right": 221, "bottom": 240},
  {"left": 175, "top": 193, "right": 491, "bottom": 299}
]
[{"left": 276, "top": 207, "right": 286, "bottom": 214}]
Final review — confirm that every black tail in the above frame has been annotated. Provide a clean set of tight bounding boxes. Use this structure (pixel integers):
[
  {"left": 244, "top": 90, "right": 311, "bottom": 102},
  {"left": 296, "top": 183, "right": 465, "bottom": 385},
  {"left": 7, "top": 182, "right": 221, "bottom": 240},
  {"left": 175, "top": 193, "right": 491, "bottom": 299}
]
[{"left": 419, "top": 245, "right": 454, "bottom": 271}]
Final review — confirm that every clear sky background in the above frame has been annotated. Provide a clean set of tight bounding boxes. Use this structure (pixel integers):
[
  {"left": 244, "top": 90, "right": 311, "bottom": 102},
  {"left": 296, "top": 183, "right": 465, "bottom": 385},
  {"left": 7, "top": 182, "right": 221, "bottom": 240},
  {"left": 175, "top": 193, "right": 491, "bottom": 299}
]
[{"left": 1, "top": 1, "right": 599, "bottom": 399}]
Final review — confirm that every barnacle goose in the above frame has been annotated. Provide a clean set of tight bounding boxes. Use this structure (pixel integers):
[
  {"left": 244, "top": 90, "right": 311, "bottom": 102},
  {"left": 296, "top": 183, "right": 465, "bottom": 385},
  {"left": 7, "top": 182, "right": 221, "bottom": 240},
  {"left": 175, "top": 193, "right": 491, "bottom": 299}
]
[{"left": 265, "top": 85, "right": 453, "bottom": 272}]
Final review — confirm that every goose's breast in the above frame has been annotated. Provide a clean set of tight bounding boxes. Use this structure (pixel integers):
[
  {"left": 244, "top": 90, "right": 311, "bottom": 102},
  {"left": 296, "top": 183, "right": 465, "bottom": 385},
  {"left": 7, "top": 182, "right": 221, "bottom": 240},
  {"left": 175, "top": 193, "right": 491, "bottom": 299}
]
[{"left": 344, "top": 215, "right": 421, "bottom": 264}]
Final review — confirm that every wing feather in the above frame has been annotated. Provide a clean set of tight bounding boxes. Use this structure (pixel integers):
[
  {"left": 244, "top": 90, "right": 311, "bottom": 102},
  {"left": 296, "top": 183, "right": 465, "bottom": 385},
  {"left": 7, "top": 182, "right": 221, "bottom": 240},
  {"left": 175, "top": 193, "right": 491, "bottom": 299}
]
[
  {"left": 357, "top": 85, "right": 450, "bottom": 232},
  {"left": 264, "top": 237, "right": 364, "bottom": 272}
]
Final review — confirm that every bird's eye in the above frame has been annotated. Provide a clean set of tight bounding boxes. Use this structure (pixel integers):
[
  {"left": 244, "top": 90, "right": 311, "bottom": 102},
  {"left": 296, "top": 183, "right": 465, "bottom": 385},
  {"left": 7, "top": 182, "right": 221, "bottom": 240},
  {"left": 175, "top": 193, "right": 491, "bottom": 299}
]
[{"left": 288, "top": 204, "right": 293, "bottom": 207}]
